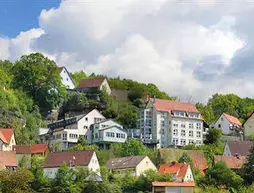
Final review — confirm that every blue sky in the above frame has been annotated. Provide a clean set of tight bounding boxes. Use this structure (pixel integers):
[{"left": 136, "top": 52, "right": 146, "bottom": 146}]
[{"left": 0, "top": 0, "right": 60, "bottom": 38}]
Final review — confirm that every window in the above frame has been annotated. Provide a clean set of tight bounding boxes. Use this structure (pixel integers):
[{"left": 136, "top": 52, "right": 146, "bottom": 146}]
[
  {"left": 173, "top": 138, "right": 178, "bottom": 145},
  {"left": 95, "top": 133, "right": 98, "bottom": 138},
  {"left": 161, "top": 120, "right": 165, "bottom": 127},
  {"left": 196, "top": 123, "right": 201, "bottom": 130},
  {"left": 66, "top": 78, "right": 69, "bottom": 81},
  {"left": 106, "top": 132, "right": 110, "bottom": 137},
  {"left": 161, "top": 129, "right": 165, "bottom": 135},
  {"left": 121, "top": 134, "right": 125, "bottom": 138},
  {"left": 173, "top": 123, "right": 178, "bottom": 127},
  {"left": 84, "top": 126, "right": 88, "bottom": 129},
  {"left": 196, "top": 140, "right": 202, "bottom": 145},
  {"left": 62, "top": 133, "right": 67, "bottom": 140},
  {"left": 197, "top": 131, "right": 201, "bottom": 138},
  {"left": 181, "top": 124, "right": 186, "bottom": 128},
  {"left": 189, "top": 123, "right": 194, "bottom": 129},
  {"left": 221, "top": 117, "right": 224, "bottom": 121},
  {"left": 189, "top": 130, "right": 193, "bottom": 137},
  {"left": 179, "top": 112, "right": 185, "bottom": 117},
  {"left": 116, "top": 133, "right": 121, "bottom": 138},
  {"left": 180, "top": 139, "right": 186, "bottom": 146},
  {"left": 218, "top": 124, "right": 221, "bottom": 128},
  {"left": 85, "top": 117, "right": 88, "bottom": 121},
  {"left": 189, "top": 140, "right": 194, "bottom": 145},
  {"left": 181, "top": 130, "right": 185, "bottom": 137},
  {"left": 173, "top": 129, "right": 178, "bottom": 136},
  {"left": 110, "top": 132, "right": 115, "bottom": 137}
]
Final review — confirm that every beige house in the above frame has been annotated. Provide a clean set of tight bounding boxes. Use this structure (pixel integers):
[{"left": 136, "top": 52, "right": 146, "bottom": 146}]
[
  {"left": 106, "top": 155, "right": 157, "bottom": 176},
  {"left": 152, "top": 182, "right": 195, "bottom": 193},
  {"left": 0, "top": 128, "right": 16, "bottom": 151},
  {"left": 243, "top": 112, "right": 254, "bottom": 138}
]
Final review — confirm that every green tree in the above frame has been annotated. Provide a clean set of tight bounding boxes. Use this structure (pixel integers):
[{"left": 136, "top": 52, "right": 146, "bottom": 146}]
[
  {"left": 241, "top": 144, "right": 254, "bottom": 185},
  {"left": 70, "top": 71, "right": 87, "bottom": 86},
  {"left": 121, "top": 139, "right": 147, "bottom": 156},
  {"left": 12, "top": 53, "right": 65, "bottom": 111},
  {"left": 18, "top": 155, "right": 28, "bottom": 168},
  {"left": 116, "top": 103, "right": 138, "bottom": 129},
  {"left": 199, "top": 162, "right": 243, "bottom": 190},
  {"left": 204, "top": 128, "right": 222, "bottom": 145},
  {"left": 178, "top": 152, "right": 192, "bottom": 164},
  {"left": 83, "top": 182, "right": 121, "bottom": 193}
]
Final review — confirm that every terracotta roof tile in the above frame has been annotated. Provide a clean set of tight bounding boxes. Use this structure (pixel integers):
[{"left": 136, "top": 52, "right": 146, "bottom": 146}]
[
  {"left": 31, "top": 144, "right": 48, "bottom": 154},
  {"left": 0, "top": 131, "right": 7, "bottom": 144},
  {"left": 0, "top": 128, "right": 14, "bottom": 144},
  {"left": 150, "top": 98, "right": 199, "bottom": 113},
  {"left": 159, "top": 162, "right": 190, "bottom": 179},
  {"left": 44, "top": 150, "right": 94, "bottom": 168},
  {"left": 0, "top": 151, "right": 17, "bottom": 167},
  {"left": 78, "top": 78, "right": 105, "bottom": 89},
  {"left": 227, "top": 141, "right": 253, "bottom": 156},
  {"left": 152, "top": 182, "right": 195, "bottom": 187},
  {"left": 223, "top": 113, "right": 242, "bottom": 126},
  {"left": 107, "top": 156, "right": 146, "bottom": 170},
  {"left": 13, "top": 144, "right": 48, "bottom": 154},
  {"left": 13, "top": 145, "right": 31, "bottom": 154},
  {"left": 214, "top": 155, "right": 247, "bottom": 169}
]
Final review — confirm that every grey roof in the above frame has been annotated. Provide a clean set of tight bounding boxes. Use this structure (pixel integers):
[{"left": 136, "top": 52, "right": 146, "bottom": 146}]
[
  {"left": 39, "top": 128, "right": 49, "bottom": 135},
  {"left": 106, "top": 156, "right": 146, "bottom": 170},
  {"left": 85, "top": 173, "right": 103, "bottom": 182},
  {"left": 227, "top": 141, "right": 253, "bottom": 156}
]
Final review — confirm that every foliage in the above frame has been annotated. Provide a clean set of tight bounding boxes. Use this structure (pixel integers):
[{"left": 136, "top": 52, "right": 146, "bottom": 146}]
[
  {"left": 241, "top": 143, "right": 254, "bottom": 185},
  {"left": 121, "top": 139, "right": 147, "bottom": 157},
  {"left": 198, "top": 162, "right": 243, "bottom": 190},
  {"left": 0, "top": 168, "right": 34, "bottom": 193},
  {"left": 83, "top": 182, "right": 122, "bottom": 193},
  {"left": 12, "top": 53, "right": 66, "bottom": 112},
  {"left": 116, "top": 103, "right": 138, "bottom": 129},
  {"left": 70, "top": 71, "right": 87, "bottom": 86},
  {"left": 68, "top": 138, "right": 98, "bottom": 151},
  {"left": 204, "top": 128, "right": 222, "bottom": 145},
  {"left": 18, "top": 155, "right": 28, "bottom": 168},
  {"left": 178, "top": 152, "right": 192, "bottom": 164},
  {"left": 62, "top": 92, "right": 88, "bottom": 112}
]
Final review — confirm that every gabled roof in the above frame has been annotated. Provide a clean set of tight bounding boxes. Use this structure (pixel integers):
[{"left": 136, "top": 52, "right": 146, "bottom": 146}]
[
  {"left": 214, "top": 155, "right": 247, "bottom": 169},
  {"left": 159, "top": 162, "right": 190, "bottom": 179},
  {"left": 159, "top": 148, "right": 208, "bottom": 173},
  {"left": 152, "top": 182, "right": 195, "bottom": 187},
  {"left": 0, "top": 151, "right": 17, "bottom": 167},
  {"left": 227, "top": 141, "right": 253, "bottom": 156},
  {"left": 243, "top": 112, "right": 254, "bottom": 126},
  {"left": 58, "top": 66, "right": 75, "bottom": 85},
  {"left": 78, "top": 77, "right": 106, "bottom": 89},
  {"left": 149, "top": 98, "right": 199, "bottom": 113},
  {"left": 223, "top": 113, "right": 242, "bottom": 126},
  {"left": 107, "top": 156, "right": 146, "bottom": 170},
  {"left": 44, "top": 150, "right": 94, "bottom": 168},
  {"left": 13, "top": 144, "right": 48, "bottom": 154},
  {"left": 0, "top": 128, "right": 14, "bottom": 144}
]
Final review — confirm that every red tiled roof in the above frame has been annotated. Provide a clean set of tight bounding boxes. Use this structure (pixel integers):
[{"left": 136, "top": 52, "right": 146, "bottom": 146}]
[
  {"left": 0, "top": 151, "right": 17, "bottom": 167},
  {"left": 13, "top": 145, "right": 31, "bottom": 154},
  {"left": 44, "top": 150, "right": 94, "bottom": 168},
  {"left": 150, "top": 98, "right": 199, "bottom": 113},
  {"left": 223, "top": 113, "right": 242, "bottom": 126},
  {"left": 78, "top": 78, "right": 105, "bottom": 89},
  {"left": 31, "top": 144, "right": 48, "bottom": 154},
  {"left": 0, "top": 131, "right": 7, "bottom": 144},
  {"left": 227, "top": 141, "right": 253, "bottom": 156},
  {"left": 159, "top": 162, "right": 190, "bottom": 179},
  {"left": 152, "top": 182, "right": 195, "bottom": 187},
  {"left": 0, "top": 128, "right": 14, "bottom": 144},
  {"left": 214, "top": 155, "right": 247, "bottom": 169}
]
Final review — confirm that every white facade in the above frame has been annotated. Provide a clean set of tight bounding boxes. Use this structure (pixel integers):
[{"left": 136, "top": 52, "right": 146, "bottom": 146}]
[
  {"left": 100, "top": 79, "right": 111, "bottom": 94},
  {"left": 138, "top": 101, "right": 203, "bottom": 148},
  {"left": 214, "top": 114, "right": 231, "bottom": 135},
  {"left": 223, "top": 143, "right": 232, "bottom": 156},
  {"left": 59, "top": 67, "right": 75, "bottom": 89},
  {"left": 44, "top": 109, "right": 105, "bottom": 150},
  {"left": 44, "top": 152, "right": 100, "bottom": 179},
  {"left": 0, "top": 133, "right": 16, "bottom": 151}
]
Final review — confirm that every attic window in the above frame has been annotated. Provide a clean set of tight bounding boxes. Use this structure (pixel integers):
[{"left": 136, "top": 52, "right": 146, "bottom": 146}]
[{"left": 221, "top": 117, "right": 224, "bottom": 121}]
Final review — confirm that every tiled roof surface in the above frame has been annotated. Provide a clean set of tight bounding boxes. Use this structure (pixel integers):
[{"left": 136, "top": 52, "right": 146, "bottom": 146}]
[
  {"left": 227, "top": 141, "right": 253, "bottom": 156},
  {"left": 0, "top": 151, "right": 17, "bottom": 167},
  {"left": 13, "top": 145, "right": 31, "bottom": 154},
  {"left": 31, "top": 144, "right": 48, "bottom": 154},
  {"left": 152, "top": 182, "right": 195, "bottom": 187},
  {"left": 223, "top": 113, "right": 242, "bottom": 126},
  {"left": 159, "top": 162, "right": 190, "bottom": 179},
  {"left": 107, "top": 156, "right": 146, "bottom": 170},
  {"left": 159, "top": 148, "right": 208, "bottom": 173},
  {"left": 44, "top": 150, "right": 94, "bottom": 168},
  {"left": 13, "top": 144, "right": 48, "bottom": 154},
  {"left": 214, "top": 155, "right": 247, "bottom": 169},
  {"left": 150, "top": 98, "right": 199, "bottom": 113},
  {"left": 0, "top": 128, "right": 14, "bottom": 144},
  {"left": 78, "top": 78, "right": 105, "bottom": 89}
]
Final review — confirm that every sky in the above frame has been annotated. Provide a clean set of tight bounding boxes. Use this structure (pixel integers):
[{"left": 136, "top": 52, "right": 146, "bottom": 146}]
[{"left": 1, "top": 0, "right": 254, "bottom": 103}]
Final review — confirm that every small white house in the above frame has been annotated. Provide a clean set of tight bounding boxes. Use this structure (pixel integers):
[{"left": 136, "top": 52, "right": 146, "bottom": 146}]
[
  {"left": 91, "top": 119, "right": 127, "bottom": 148},
  {"left": 214, "top": 113, "right": 242, "bottom": 135},
  {"left": 42, "top": 109, "right": 105, "bottom": 150},
  {"left": 58, "top": 66, "right": 76, "bottom": 89},
  {"left": 0, "top": 128, "right": 16, "bottom": 151},
  {"left": 43, "top": 150, "right": 100, "bottom": 179}
]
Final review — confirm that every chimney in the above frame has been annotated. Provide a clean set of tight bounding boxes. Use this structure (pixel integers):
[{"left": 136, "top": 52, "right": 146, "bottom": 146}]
[{"left": 235, "top": 153, "right": 240, "bottom": 159}]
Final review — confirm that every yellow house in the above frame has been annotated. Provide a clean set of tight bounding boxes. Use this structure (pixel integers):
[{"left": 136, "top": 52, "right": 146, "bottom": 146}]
[
  {"left": 0, "top": 128, "right": 16, "bottom": 151},
  {"left": 243, "top": 112, "right": 254, "bottom": 138},
  {"left": 106, "top": 155, "right": 157, "bottom": 176}
]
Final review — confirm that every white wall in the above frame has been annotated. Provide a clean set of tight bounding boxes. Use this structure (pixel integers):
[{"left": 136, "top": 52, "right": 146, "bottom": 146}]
[
  {"left": 100, "top": 79, "right": 111, "bottom": 94},
  {"left": 2, "top": 134, "right": 16, "bottom": 151},
  {"left": 87, "top": 152, "right": 100, "bottom": 172},
  {"left": 136, "top": 156, "right": 157, "bottom": 176},
  {"left": 60, "top": 67, "right": 75, "bottom": 89},
  {"left": 223, "top": 143, "right": 232, "bottom": 156},
  {"left": 214, "top": 114, "right": 230, "bottom": 135},
  {"left": 183, "top": 166, "right": 194, "bottom": 182}
]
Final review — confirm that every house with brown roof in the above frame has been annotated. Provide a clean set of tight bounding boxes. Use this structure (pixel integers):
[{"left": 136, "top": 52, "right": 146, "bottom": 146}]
[
  {"left": 0, "top": 151, "right": 17, "bottom": 171},
  {"left": 159, "top": 162, "right": 194, "bottom": 182},
  {"left": 159, "top": 148, "right": 208, "bottom": 175},
  {"left": 138, "top": 97, "right": 204, "bottom": 148},
  {"left": 13, "top": 144, "right": 49, "bottom": 168},
  {"left": 223, "top": 141, "right": 253, "bottom": 156},
  {"left": 106, "top": 155, "right": 157, "bottom": 176},
  {"left": 77, "top": 77, "right": 111, "bottom": 96},
  {"left": 214, "top": 113, "right": 242, "bottom": 135},
  {"left": 152, "top": 182, "right": 195, "bottom": 193},
  {"left": 214, "top": 155, "right": 247, "bottom": 170},
  {"left": 43, "top": 150, "right": 100, "bottom": 178},
  {"left": 58, "top": 66, "right": 75, "bottom": 89},
  {"left": 0, "top": 128, "right": 16, "bottom": 151}
]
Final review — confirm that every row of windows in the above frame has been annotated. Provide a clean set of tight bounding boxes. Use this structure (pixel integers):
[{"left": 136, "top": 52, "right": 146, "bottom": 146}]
[
  {"left": 173, "top": 130, "right": 202, "bottom": 138},
  {"left": 173, "top": 123, "right": 202, "bottom": 129},
  {"left": 106, "top": 132, "right": 125, "bottom": 139},
  {"left": 172, "top": 138, "right": 202, "bottom": 146},
  {"left": 69, "top": 134, "right": 78, "bottom": 139},
  {"left": 173, "top": 111, "right": 200, "bottom": 118}
]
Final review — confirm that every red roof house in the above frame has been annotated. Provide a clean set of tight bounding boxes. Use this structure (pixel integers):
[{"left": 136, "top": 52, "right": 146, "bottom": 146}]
[
  {"left": 78, "top": 77, "right": 111, "bottom": 94},
  {"left": 159, "top": 162, "right": 194, "bottom": 182},
  {"left": 214, "top": 155, "right": 247, "bottom": 169},
  {"left": 0, "top": 151, "right": 17, "bottom": 171},
  {"left": 0, "top": 128, "right": 16, "bottom": 151},
  {"left": 13, "top": 144, "right": 49, "bottom": 156}
]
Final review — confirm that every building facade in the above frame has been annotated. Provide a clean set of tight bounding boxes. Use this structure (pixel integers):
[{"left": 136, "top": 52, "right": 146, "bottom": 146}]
[
  {"left": 58, "top": 66, "right": 75, "bottom": 89},
  {"left": 138, "top": 98, "right": 204, "bottom": 148},
  {"left": 41, "top": 109, "right": 105, "bottom": 150},
  {"left": 243, "top": 112, "right": 254, "bottom": 138},
  {"left": 0, "top": 128, "right": 16, "bottom": 151},
  {"left": 91, "top": 119, "right": 127, "bottom": 148}
]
